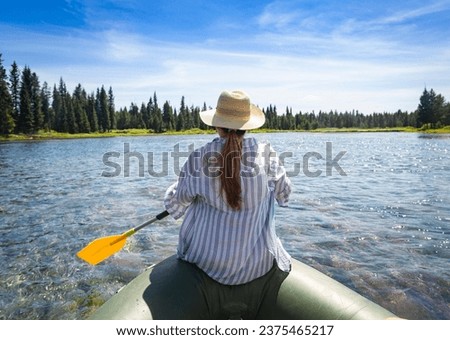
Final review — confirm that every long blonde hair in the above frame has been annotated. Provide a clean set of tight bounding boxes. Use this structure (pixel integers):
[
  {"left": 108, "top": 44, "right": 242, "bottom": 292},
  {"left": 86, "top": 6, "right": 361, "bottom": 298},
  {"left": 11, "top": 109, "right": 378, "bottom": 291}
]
[{"left": 219, "top": 128, "right": 245, "bottom": 210}]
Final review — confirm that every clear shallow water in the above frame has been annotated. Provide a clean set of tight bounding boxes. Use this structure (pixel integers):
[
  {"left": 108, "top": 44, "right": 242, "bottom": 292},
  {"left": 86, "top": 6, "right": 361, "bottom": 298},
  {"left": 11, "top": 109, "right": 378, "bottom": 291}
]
[{"left": 0, "top": 132, "right": 448, "bottom": 320}]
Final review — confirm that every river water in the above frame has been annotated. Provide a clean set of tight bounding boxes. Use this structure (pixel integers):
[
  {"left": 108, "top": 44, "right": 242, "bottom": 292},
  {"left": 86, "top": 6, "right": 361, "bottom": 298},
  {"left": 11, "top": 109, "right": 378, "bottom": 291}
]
[{"left": 0, "top": 132, "right": 448, "bottom": 320}]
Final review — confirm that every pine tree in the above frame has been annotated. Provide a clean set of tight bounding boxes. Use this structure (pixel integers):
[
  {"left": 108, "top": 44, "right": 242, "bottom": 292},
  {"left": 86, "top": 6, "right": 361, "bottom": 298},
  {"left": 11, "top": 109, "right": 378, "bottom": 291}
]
[
  {"left": 142, "top": 99, "right": 151, "bottom": 128},
  {"left": 86, "top": 93, "right": 99, "bottom": 132},
  {"left": 73, "top": 84, "right": 90, "bottom": 132},
  {"left": 140, "top": 102, "right": 149, "bottom": 128},
  {"left": 152, "top": 91, "right": 158, "bottom": 109},
  {"left": 53, "top": 78, "right": 76, "bottom": 133},
  {"left": 52, "top": 84, "right": 63, "bottom": 131},
  {"left": 0, "top": 54, "right": 15, "bottom": 135},
  {"left": 176, "top": 97, "right": 187, "bottom": 131},
  {"left": 151, "top": 111, "right": 163, "bottom": 132},
  {"left": 264, "top": 105, "right": 279, "bottom": 129},
  {"left": 129, "top": 103, "right": 145, "bottom": 128},
  {"left": 116, "top": 107, "right": 130, "bottom": 129},
  {"left": 9, "top": 61, "right": 20, "bottom": 130},
  {"left": 162, "top": 100, "right": 175, "bottom": 131},
  {"left": 417, "top": 88, "right": 434, "bottom": 128},
  {"left": 30, "top": 72, "right": 43, "bottom": 132},
  {"left": 173, "top": 108, "right": 178, "bottom": 130},
  {"left": 149, "top": 94, "right": 163, "bottom": 133},
  {"left": 108, "top": 86, "right": 116, "bottom": 130},
  {"left": 73, "top": 100, "right": 89, "bottom": 132},
  {"left": 18, "top": 66, "right": 34, "bottom": 134},
  {"left": 64, "top": 88, "right": 77, "bottom": 133},
  {"left": 175, "top": 111, "right": 183, "bottom": 131},
  {"left": 191, "top": 105, "right": 200, "bottom": 128},
  {"left": 444, "top": 103, "right": 450, "bottom": 126},
  {"left": 40, "top": 82, "right": 53, "bottom": 131},
  {"left": 285, "top": 106, "right": 295, "bottom": 130},
  {"left": 433, "top": 94, "right": 446, "bottom": 128},
  {"left": 178, "top": 96, "right": 193, "bottom": 130},
  {"left": 199, "top": 102, "right": 209, "bottom": 130},
  {"left": 97, "top": 86, "right": 110, "bottom": 132}
]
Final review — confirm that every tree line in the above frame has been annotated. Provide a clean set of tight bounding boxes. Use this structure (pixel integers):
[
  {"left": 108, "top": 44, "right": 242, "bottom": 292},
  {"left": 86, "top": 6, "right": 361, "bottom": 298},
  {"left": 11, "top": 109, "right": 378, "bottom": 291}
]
[{"left": 1, "top": 53, "right": 449, "bottom": 136}]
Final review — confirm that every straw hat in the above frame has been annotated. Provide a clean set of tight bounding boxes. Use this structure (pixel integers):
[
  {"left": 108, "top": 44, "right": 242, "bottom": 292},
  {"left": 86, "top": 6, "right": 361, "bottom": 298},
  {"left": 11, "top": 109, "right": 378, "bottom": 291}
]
[{"left": 200, "top": 90, "right": 265, "bottom": 130}]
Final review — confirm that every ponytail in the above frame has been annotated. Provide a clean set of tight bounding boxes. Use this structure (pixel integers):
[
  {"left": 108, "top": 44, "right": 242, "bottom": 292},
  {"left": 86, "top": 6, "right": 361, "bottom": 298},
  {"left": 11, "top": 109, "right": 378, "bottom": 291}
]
[{"left": 220, "top": 129, "right": 245, "bottom": 210}]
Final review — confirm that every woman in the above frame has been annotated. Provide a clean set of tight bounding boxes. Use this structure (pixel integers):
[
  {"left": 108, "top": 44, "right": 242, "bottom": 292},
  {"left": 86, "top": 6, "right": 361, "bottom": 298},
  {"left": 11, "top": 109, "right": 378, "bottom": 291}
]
[{"left": 162, "top": 90, "right": 292, "bottom": 319}]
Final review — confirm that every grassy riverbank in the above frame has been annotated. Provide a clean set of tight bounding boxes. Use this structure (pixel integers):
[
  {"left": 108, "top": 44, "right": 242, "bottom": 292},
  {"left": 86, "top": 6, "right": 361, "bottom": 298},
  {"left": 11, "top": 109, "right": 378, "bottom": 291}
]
[
  {"left": 1, "top": 126, "right": 450, "bottom": 141},
  {"left": 0, "top": 128, "right": 214, "bottom": 141},
  {"left": 287, "top": 126, "right": 450, "bottom": 133}
]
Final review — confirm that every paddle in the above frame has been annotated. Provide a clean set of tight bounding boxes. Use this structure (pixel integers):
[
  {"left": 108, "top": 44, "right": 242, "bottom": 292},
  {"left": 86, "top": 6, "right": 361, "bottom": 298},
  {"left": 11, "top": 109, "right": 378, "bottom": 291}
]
[{"left": 77, "top": 210, "right": 170, "bottom": 265}]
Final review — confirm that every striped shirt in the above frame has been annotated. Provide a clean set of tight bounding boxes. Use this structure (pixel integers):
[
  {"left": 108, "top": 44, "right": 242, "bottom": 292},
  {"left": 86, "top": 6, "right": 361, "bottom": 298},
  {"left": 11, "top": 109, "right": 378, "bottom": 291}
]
[{"left": 164, "top": 136, "right": 292, "bottom": 285}]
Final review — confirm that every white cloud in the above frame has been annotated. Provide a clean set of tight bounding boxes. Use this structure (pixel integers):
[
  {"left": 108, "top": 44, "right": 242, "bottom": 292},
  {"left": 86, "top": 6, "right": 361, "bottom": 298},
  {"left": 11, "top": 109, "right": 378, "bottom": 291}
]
[
  {"left": 257, "top": 1, "right": 302, "bottom": 30},
  {"left": 102, "top": 30, "right": 147, "bottom": 61},
  {"left": 2, "top": 0, "right": 450, "bottom": 115},
  {"left": 380, "top": 1, "right": 450, "bottom": 24}
]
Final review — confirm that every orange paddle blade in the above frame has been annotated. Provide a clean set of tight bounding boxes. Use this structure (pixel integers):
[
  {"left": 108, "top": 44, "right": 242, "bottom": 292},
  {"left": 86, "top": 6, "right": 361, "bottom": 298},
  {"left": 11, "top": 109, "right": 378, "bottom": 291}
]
[
  {"left": 76, "top": 212, "right": 169, "bottom": 265},
  {"left": 77, "top": 234, "right": 128, "bottom": 265}
]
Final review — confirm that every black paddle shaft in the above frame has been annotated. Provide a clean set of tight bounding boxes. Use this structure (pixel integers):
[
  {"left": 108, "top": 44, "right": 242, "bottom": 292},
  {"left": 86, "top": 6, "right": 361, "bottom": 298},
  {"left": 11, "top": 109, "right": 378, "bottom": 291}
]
[{"left": 134, "top": 210, "right": 170, "bottom": 233}]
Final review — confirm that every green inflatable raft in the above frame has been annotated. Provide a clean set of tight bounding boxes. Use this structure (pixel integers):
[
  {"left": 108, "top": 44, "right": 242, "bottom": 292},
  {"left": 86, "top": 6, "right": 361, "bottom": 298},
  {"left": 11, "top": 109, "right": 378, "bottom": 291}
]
[{"left": 89, "top": 255, "right": 399, "bottom": 320}]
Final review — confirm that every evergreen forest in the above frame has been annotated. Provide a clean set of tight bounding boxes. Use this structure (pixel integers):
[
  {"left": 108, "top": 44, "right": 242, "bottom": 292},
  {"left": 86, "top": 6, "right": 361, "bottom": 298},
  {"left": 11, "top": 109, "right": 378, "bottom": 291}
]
[{"left": 1, "top": 53, "right": 450, "bottom": 137}]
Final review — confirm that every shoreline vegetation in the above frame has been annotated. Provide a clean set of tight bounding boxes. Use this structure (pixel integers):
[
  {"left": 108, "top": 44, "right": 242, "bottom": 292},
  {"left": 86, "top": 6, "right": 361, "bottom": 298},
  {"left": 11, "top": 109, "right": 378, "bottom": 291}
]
[{"left": 2, "top": 126, "right": 450, "bottom": 142}]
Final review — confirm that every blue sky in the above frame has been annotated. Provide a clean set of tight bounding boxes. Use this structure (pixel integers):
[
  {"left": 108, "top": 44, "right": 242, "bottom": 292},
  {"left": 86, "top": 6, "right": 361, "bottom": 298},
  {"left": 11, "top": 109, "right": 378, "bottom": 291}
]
[{"left": 1, "top": 0, "right": 450, "bottom": 113}]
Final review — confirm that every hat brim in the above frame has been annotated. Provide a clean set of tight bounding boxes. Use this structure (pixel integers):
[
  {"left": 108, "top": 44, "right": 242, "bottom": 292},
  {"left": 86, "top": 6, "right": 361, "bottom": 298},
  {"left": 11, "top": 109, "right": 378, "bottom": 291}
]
[{"left": 199, "top": 104, "right": 265, "bottom": 130}]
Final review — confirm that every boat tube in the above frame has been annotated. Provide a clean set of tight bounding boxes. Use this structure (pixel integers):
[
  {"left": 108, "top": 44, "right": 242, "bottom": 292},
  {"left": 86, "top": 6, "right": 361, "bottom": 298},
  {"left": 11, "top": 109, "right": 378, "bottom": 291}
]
[{"left": 89, "top": 255, "right": 399, "bottom": 320}]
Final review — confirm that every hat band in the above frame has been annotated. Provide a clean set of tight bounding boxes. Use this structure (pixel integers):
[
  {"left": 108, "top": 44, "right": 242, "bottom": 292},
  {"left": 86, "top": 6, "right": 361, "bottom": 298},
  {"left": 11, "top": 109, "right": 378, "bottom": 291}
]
[{"left": 216, "top": 107, "right": 251, "bottom": 122}]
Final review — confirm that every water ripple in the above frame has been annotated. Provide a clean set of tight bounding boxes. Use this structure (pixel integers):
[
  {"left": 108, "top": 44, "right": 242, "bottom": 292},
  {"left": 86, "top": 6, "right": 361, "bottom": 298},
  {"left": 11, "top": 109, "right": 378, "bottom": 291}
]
[{"left": 0, "top": 133, "right": 449, "bottom": 319}]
